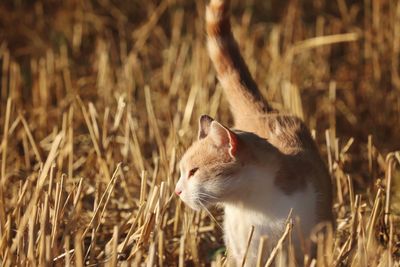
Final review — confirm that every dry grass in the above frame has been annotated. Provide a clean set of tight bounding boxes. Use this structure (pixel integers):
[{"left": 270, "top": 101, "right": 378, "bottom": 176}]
[{"left": 0, "top": 0, "right": 400, "bottom": 266}]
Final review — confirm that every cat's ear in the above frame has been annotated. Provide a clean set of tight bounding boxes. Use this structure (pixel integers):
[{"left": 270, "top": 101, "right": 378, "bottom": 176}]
[
  {"left": 198, "top": 115, "right": 214, "bottom": 139},
  {"left": 209, "top": 121, "right": 238, "bottom": 158}
]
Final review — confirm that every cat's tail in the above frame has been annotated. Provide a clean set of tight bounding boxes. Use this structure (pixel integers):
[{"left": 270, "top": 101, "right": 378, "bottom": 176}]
[{"left": 206, "top": 0, "right": 273, "bottom": 126}]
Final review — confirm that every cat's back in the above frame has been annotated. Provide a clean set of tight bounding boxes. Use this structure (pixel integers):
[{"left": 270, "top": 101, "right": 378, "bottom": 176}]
[{"left": 237, "top": 113, "right": 318, "bottom": 156}]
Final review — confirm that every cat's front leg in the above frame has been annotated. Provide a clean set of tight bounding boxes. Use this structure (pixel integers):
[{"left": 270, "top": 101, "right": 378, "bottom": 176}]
[
  {"left": 223, "top": 216, "right": 245, "bottom": 267},
  {"left": 224, "top": 253, "right": 239, "bottom": 267}
]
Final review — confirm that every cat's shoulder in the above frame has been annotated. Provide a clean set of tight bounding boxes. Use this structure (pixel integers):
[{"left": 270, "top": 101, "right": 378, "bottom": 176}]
[{"left": 264, "top": 113, "right": 317, "bottom": 154}]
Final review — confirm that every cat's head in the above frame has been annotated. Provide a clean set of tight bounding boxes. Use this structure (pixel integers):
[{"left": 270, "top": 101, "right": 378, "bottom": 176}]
[{"left": 175, "top": 115, "right": 243, "bottom": 210}]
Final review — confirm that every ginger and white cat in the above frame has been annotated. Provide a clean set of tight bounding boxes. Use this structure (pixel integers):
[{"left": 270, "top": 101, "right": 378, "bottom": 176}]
[{"left": 175, "top": 0, "right": 333, "bottom": 265}]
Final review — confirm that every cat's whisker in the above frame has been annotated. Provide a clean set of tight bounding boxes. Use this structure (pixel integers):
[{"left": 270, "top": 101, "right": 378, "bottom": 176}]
[
  {"left": 198, "top": 202, "right": 223, "bottom": 231},
  {"left": 197, "top": 192, "right": 219, "bottom": 200},
  {"left": 197, "top": 197, "right": 214, "bottom": 206}
]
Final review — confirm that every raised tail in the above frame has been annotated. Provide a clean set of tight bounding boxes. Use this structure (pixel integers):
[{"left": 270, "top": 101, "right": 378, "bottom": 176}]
[{"left": 206, "top": 0, "right": 273, "bottom": 128}]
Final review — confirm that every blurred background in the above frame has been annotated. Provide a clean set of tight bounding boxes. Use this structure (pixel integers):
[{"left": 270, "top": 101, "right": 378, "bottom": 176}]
[
  {"left": 1, "top": 0, "right": 399, "bottom": 183},
  {"left": 1, "top": 0, "right": 400, "bottom": 265}
]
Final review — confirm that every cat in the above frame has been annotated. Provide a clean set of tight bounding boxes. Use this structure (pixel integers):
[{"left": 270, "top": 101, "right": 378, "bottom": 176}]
[{"left": 175, "top": 0, "right": 333, "bottom": 265}]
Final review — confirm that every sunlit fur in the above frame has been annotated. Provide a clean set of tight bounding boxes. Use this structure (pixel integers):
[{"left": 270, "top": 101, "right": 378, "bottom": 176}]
[
  {"left": 176, "top": 122, "right": 242, "bottom": 210},
  {"left": 176, "top": 0, "right": 333, "bottom": 265},
  {"left": 176, "top": 120, "right": 323, "bottom": 265}
]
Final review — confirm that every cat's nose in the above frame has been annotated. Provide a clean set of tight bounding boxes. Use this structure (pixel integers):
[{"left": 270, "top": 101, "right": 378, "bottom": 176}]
[{"left": 175, "top": 189, "right": 182, "bottom": 195}]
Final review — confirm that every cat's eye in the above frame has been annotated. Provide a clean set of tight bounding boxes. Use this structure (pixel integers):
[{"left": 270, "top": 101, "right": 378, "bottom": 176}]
[{"left": 188, "top": 168, "right": 199, "bottom": 178}]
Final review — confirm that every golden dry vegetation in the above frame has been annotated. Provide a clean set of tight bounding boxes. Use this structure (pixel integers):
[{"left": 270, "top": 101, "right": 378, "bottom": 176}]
[{"left": 0, "top": 0, "right": 400, "bottom": 266}]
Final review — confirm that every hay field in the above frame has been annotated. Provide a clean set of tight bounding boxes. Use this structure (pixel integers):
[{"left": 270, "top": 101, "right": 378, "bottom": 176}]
[{"left": 0, "top": 0, "right": 400, "bottom": 265}]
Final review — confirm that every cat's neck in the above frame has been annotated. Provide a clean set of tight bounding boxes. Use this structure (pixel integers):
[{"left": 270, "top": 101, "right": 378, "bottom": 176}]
[
  {"left": 221, "top": 164, "right": 278, "bottom": 209},
  {"left": 234, "top": 130, "right": 282, "bottom": 162},
  {"left": 220, "top": 132, "right": 283, "bottom": 207},
  {"left": 222, "top": 161, "right": 315, "bottom": 220}
]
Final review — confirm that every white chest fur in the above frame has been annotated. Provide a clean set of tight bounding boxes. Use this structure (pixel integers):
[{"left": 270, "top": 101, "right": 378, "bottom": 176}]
[{"left": 222, "top": 167, "right": 317, "bottom": 266}]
